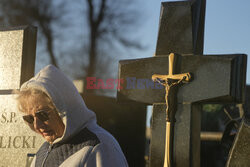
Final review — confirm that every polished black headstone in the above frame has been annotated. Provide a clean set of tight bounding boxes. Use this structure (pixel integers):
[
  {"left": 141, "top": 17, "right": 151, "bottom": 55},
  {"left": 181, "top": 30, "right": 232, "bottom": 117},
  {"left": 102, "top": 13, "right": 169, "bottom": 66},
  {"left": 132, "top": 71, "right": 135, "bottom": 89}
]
[
  {"left": 118, "top": 54, "right": 246, "bottom": 104},
  {"left": 116, "top": 0, "right": 247, "bottom": 167},
  {"left": 244, "top": 85, "right": 250, "bottom": 118},
  {"left": 155, "top": 0, "right": 206, "bottom": 55}
]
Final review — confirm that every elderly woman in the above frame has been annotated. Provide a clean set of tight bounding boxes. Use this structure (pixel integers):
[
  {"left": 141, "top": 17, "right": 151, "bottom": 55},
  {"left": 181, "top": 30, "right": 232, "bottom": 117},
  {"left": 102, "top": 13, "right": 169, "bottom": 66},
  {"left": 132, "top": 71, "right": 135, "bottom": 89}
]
[{"left": 16, "top": 65, "right": 128, "bottom": 167}]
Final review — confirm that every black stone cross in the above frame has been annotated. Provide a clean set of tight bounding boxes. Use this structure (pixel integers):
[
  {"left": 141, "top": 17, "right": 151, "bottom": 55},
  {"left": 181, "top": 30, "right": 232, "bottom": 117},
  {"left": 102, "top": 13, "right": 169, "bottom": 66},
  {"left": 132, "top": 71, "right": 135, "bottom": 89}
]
[{"left": 117, "top": 1, "right": 247, "bottom": 167}]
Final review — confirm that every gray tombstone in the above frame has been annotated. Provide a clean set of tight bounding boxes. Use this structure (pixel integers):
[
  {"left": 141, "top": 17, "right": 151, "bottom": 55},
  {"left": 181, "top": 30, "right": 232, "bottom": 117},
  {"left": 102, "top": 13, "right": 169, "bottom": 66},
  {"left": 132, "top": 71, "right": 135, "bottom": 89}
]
[
  {"left": 117, "top": 1, "right": 247, "bottom": 167},
  {"left": 0, "top": 26, "right": 43, "bottom": 167},
  {"left": 226, "top": 118, "right": 250, "bottom": 167}
]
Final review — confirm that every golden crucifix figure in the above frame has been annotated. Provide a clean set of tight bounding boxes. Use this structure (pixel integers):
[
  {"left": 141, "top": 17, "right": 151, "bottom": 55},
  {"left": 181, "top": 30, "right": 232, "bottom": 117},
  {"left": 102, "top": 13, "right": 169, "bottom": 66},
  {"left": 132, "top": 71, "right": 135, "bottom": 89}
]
[{"left": 152, "top": 53, "right": 192, "bottom": 167}]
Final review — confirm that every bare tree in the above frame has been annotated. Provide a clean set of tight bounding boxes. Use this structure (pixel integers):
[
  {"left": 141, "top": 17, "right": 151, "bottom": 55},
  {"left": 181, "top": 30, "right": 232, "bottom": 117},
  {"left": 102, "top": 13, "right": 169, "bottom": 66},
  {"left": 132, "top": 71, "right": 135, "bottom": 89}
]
[
  {"left": 0, "top": 0, "right": 66, "bottom": 67},
  {"left": 84, "top": 0, "right": 143, "bottom": 93},
  {"left": 1, "top": 0, "right": 144, "bottom": 96}
]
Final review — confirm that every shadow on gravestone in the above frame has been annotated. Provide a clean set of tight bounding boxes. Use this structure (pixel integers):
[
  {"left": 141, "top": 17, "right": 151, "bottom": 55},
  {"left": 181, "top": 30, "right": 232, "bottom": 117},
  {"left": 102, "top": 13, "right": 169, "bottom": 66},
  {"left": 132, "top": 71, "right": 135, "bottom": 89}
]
[
  {"left": 244, "top": 85, "right": 250, "bottom": 118},
  {"left": 81, "top": 93, "right": 147, "bottom": 167}
]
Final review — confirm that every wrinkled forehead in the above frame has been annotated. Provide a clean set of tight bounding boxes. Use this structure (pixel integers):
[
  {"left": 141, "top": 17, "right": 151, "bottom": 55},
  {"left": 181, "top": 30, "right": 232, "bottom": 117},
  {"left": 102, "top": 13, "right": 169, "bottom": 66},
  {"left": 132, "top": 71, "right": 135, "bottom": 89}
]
[{"left": 20, "top": 93, "right": 53, "bottom": 115}]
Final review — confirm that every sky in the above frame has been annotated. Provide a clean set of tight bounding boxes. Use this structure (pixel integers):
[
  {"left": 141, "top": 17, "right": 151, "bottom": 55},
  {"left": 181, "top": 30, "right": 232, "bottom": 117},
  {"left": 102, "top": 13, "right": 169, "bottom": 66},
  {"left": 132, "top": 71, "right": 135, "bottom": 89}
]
[{"left": 139, "top": 0, "right": 250, "bottom": 84}]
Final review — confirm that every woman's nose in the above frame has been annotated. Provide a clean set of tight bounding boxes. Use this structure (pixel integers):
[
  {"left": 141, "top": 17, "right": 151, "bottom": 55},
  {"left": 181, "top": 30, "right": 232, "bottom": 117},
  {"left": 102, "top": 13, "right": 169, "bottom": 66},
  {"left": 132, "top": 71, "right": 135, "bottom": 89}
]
[{"left": 33, "top": 116, "right": 45, "bottom": 130}]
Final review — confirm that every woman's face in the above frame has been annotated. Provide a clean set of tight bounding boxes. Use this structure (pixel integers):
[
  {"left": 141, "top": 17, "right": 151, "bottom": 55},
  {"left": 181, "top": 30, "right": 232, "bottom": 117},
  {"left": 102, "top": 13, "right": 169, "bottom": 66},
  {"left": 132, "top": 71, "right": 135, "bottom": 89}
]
[{"left": 22, "top": 95, "right": 65, "bottom": 144}]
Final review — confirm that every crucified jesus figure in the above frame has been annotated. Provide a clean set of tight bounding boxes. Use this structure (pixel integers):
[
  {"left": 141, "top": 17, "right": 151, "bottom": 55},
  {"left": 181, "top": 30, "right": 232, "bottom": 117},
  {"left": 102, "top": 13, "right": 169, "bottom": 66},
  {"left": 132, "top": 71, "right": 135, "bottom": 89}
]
[{"left": 152, "top": 53, "right": 192, "bottom": 167}]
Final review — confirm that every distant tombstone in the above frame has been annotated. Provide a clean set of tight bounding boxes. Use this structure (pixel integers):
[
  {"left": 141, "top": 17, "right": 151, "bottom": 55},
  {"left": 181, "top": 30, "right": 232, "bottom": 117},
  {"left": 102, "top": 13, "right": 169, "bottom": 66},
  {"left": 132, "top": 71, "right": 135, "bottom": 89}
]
[
  {"left": 0, "top": 26, "right": 43, "bottom": 167},
  {"left": 73, "top": 79, "right": 84, "bottom": 93}
]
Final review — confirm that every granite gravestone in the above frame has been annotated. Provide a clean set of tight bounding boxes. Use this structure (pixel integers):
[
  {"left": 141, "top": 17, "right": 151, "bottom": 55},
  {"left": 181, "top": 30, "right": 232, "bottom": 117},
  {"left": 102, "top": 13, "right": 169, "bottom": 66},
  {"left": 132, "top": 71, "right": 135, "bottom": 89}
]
[
  {"left": 225, "top": 85, "right": 250, "bottom": 167},
  {"left": 226, "top": 118, "right": 250, "bottom": 167},
  {"left": 117, "top": 1, "right": 247, "bottom": 167},
  {"left": 0, "top": 26, "right": 43, "bottom": 167}
]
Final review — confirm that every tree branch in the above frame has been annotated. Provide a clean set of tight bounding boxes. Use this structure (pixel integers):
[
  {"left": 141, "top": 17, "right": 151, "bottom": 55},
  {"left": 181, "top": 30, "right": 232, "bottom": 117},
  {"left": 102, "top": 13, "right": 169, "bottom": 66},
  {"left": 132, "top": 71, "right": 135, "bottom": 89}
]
[
  {"left": 86, "top": 0, "right": 94, "bottom": 27},
  {"left": 96, "top": 0, "right": 106, "bottom": 28}
]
